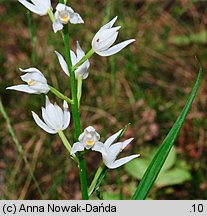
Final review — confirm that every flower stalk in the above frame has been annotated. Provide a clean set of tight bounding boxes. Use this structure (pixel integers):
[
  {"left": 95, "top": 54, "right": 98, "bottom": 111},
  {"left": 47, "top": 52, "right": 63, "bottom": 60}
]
[
  {"left": 58, "top": 130, "right": 72, "bottom": 152},
  {"left": 47, "top": 9, "right": 55, "bottom": 22},
  {"left": 49, "top": 85, "right": 73, "bottom": 104},
  {"left": 72, "top": 49, "right": 94, "bottom": 71},
  {"left": 58, "top": 130, "right": 78, "bottom": 162}
]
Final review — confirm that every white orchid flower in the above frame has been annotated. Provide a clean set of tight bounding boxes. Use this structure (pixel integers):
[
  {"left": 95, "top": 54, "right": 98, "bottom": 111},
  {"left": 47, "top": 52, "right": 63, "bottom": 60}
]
[
  {"left": 92, "top": 16, "right": 135, "bottom": 56},
  {"left": 6, "top": 68, "right": 50, "bottom": 94},
  {"left": 18, "top": 0, "right": 52, "bottom": 16},
  {"left": 53, "top": 3, "right": 84, "bottom": 33},
  {"left": 92, "top": 130, "right": 140, "bottom": 169},
  {"left": 32, "top": 96, "right": 70, "bottom": 134},
  {"left": 71, "top": 126, "right": 102, "bottom": 154},
  {"left": 55, "top": 41, "right": 90, "bottom": 79}
]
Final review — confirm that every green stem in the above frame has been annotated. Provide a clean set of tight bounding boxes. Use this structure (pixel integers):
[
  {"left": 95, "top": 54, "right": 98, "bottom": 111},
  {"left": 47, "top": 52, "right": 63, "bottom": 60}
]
[
  {"left": 62, "top": 25, "right": 88, "bottom": 200},
  {"left": 77, "top": 77, "right": 83, "bottom": 108},
  {"left": 78, "top": 154, "right": 89, "bottom": 199},
  {"left": 63, "top": 25, "right": 80, "bottom": 137},
  {"left": 72, "top": 49, "right": 95, "bottom": 71},
  {"left": 88, "top": 164, "right": 106, "bottom": 196},
  {"left": 49, "top": 85, "right": 73, "bottom": 104}
]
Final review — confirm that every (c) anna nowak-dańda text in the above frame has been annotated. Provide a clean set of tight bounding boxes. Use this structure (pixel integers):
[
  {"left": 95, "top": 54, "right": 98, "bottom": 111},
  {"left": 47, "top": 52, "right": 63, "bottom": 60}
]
[{"left": 18, "top": 203, "right": 117, "bottom": 213}]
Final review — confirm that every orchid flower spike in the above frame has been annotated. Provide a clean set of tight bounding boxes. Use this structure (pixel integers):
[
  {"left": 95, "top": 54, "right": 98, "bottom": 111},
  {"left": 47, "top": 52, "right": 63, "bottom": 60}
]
[
  {"left": 18, "top": 0, "right": 52, "bottom": 16},
  {"left": 92, "top": 16, "right": 135, "bottom": 56},
  {"left": 71, "top": 126, "right": 102, "bottom": 154},
  {"left": 53, "top": 3, "right": 84, "bottom": 33},
  {"left": 6, "top": 68, "right": 50, "bottom": 94},
  {"left": 55, "top": 41, "right": 90, "bottom": 79},
  {"left": 32, "top": 96, "right": 70, "bottom": 134},
  {"left": 92, "top": 129, "right": 140, "bottom": 169}
]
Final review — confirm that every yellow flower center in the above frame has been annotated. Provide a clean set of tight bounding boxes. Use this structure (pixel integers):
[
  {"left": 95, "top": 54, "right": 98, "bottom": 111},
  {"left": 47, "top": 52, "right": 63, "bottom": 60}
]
[
  {"left": 59, "top": 10, "right": 70, "bottom": 23},
  {"left": 86, "top": 140, "right": 94, "bottom": 146},
  {"left": 28, "top": 80, "right": 35, "bottom": 86}
]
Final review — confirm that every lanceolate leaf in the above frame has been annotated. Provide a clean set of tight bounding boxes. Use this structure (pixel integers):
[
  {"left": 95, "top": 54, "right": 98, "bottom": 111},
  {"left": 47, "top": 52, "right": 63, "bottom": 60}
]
[{"left": 132, "top": 64, "right": 202, "bottom": 200}]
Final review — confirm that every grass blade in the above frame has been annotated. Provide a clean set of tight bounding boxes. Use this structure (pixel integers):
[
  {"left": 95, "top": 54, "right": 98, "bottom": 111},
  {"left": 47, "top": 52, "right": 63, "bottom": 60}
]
[
  {"left": 0, "top": 99, "right": 43, "bottom": 199},
  {"left": 132, "top": 64, "right": 202, "bottom": 200}
]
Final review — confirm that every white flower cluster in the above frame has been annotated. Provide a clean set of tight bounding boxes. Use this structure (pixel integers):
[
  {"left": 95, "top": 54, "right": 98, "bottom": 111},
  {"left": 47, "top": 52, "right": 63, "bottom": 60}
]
[{"left": 7, "top": 0, "right": 139, "bottom": 169}]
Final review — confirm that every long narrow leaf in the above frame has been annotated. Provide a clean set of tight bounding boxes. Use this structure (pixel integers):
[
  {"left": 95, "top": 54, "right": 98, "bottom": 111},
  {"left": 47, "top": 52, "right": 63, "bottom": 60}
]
[{"left": 132, "top": 64, "right": 202, "bottom": 200}]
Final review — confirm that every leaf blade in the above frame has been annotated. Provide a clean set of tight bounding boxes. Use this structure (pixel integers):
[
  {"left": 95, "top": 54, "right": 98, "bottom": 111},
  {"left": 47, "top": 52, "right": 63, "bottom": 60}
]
[{"left": 132, "top": 64, "right": 202, "bottom": 200}]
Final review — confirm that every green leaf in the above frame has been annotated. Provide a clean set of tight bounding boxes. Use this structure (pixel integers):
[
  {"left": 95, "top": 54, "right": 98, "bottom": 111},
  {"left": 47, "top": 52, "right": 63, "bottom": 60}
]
[
  {"left": 125, "top": 146, "right": 190, "bottom": 188},
  {"left": 156, "top": 168, "right": 191, "bottom": 187},
  {"left": 89, "top": 165, "right": 108, "bottom": 197},
  {"left": 103, "top": 192, "right": 120, "bottom": 200},
  {"left": 161, "top": 146, "right": 176, "bottom": 172},
  {"left": 125, "top": 158, "right": 149, "bottom": 179},
  {"left": 125, "top": 146, "right": 176, "bottom": 180},
  {"left": 132, "top": 64, "right": 202, "bottom": 200}
]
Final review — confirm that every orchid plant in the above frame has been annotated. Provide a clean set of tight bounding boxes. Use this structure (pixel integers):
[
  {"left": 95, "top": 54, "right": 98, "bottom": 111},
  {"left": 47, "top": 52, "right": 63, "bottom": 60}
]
[{"left": 7, "top": 0, "right": 202, "bottom": 200}]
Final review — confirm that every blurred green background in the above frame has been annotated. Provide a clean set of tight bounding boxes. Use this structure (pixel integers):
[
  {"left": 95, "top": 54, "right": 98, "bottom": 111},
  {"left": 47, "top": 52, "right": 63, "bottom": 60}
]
[{"left": 0, "top": 0, "right": 207, "bottom": 199}]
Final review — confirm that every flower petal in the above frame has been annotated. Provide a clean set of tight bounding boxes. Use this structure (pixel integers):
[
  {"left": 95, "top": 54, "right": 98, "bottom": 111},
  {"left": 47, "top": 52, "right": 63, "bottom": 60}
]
[
  {"left": 63, "top": 101, "right": 70, "bottom": 130},
  {"left": 55, "top": 51, "right": 70, "bottom": 76},
  {"left": 18, "top": 0, "right": 44, "bottom": 15},
  {"left": 32, "top": 111, "right": 56, "bottom": 134},
  {"left": 92, "top": 27, "right": 120, "bottom": 52},
  {"left": 78, "top": 131, "right": 85, "bottom": 142},
  {"left": 70, "top": 50, "right": 77, "bottom": 66},
  {"left": 30, "top": 82, "right": 50, "bottom": 94},
  {"left": 105, "top": 142, "right": 123, "bottom": 162},
  {"left": 92, "top": 141, "right": 104, "bottom": 153},
  {"left": 75, "top": 65, "right": 89, "bottom": 79},
  {"left": 45, "top": 96, "right": 62, "bottom": 130},
  {"left": 6, "top": 85, "right": 37, "bottom": 94},
  {"left": 31, "top": 0, "right": 51, "bottom": 11},
  {"left": 66, "top": 6, "right": 74, "bottom": 13},
  {"left": 19, "top": 67, "right": 43, "bottom": 74},
  {"left": 106, "top": 154, "right": 140, "bottom": 169},
  {"left": 46, "top": 0, "right": 51, "bottom": 8},
  {"left": 20, "top": 71, "right": 47, "bottom": 84},
  {"left": 54, "top": 103, "right": 64, "bottom": 127},
  {"left": 121, "top": 138, "right": 134, "bottom": 149},
  {"left": 97, "top": 39, "right": 135, "bottom": 56},
  {"left": 99, "top": 16, "right": 118, "bottom": 31},
  {"left": 104, "top": 138, "right": 134, "bottom": 163},
  {"left": 104, "top": 129, "right": 122, "bottom": 148},
  {"left": 52, "top": 21, "right": 63, "bottom": 33},
  {"left": 76, "top": 41, "right": 85, "bottom": 61},
  {"left": 94, "top": 31, "right": 119, "bottom": 52},
  {"left": 70, "top": 12, "right": 84, "bottom": 24},
  {"left": 56, "top": 3, "right": 66, "bottom": 11},
  {"left": 71, "top": 142, "right": 85, "bottom": 154},
  {"left": 42, "top": 107, "right": 56, "bottom": 130}
]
